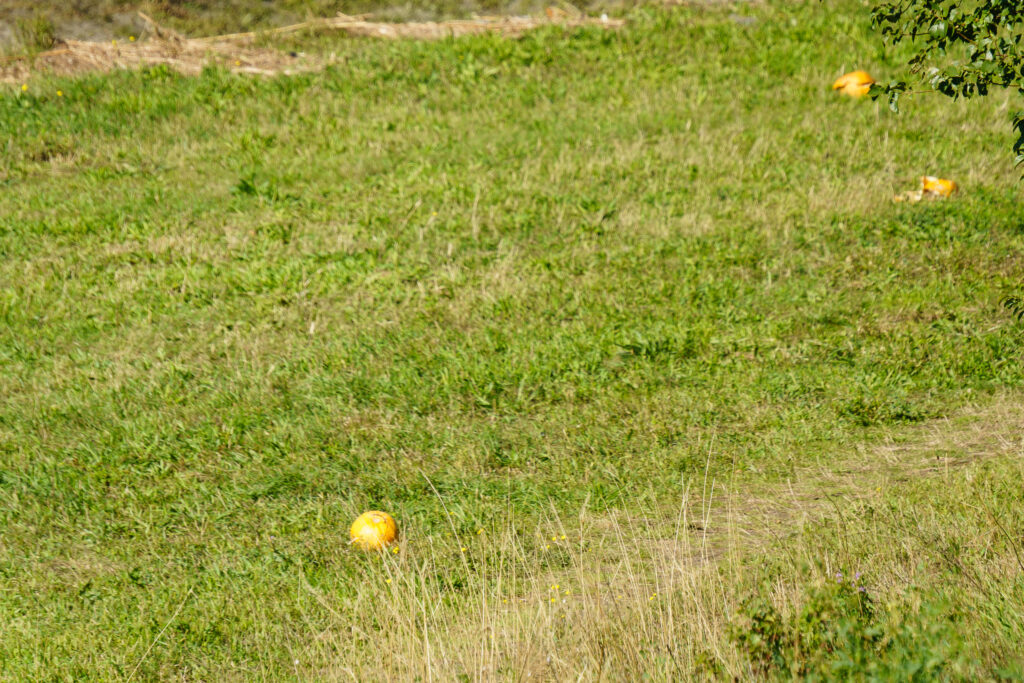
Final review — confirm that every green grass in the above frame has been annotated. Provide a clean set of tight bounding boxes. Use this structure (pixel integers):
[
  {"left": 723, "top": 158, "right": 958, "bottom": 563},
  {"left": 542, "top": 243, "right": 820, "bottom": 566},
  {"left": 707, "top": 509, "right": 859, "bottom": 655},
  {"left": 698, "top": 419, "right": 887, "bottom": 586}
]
[{"left": 2, "top": 0, "right": 1024, "bottom": 678}]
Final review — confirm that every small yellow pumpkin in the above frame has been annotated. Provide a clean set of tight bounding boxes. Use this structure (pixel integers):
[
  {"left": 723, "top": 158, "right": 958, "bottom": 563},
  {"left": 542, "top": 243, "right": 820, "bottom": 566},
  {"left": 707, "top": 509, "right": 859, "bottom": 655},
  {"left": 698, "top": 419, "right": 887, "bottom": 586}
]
[
  {"left": 893, "top": 176, "right": 959, "bottom": 203},
  {"left": 921, "top": 175, "right": 958, "bottom": 198},
  {"left": 350, "top": 511, "right": 398, "bottom": 550},
  {"left": 832, "top": 70, "right": 875, "bottom": 97}
]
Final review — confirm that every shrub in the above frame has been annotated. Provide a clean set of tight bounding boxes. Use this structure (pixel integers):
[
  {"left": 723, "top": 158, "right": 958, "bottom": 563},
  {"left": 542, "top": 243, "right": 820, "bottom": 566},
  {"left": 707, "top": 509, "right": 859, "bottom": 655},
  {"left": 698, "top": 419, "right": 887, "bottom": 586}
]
[{"left": 730, "top": 574, "right": 971, "bottom": 679}]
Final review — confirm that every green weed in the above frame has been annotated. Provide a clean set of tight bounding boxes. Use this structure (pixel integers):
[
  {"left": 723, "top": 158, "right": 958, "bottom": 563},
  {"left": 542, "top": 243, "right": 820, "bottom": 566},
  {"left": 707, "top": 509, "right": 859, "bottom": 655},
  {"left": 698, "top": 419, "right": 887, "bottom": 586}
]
[
  {"left": 13, "top": 13, "right": 56, "bottom": 54},
  {"left": 731, "top": 578, "right": 971, "bottom": 680}
]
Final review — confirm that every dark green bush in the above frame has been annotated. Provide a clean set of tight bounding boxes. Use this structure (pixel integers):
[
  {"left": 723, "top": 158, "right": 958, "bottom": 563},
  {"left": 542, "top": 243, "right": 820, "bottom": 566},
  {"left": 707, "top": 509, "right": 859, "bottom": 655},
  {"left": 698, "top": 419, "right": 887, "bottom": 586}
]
[{"left": 730, "top": 575, "right": 972, "bottom": 679}]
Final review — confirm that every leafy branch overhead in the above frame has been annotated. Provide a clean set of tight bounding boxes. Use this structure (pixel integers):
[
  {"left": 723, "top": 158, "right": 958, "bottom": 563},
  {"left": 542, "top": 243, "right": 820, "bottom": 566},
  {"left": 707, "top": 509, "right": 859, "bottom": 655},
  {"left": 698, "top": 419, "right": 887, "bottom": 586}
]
[{"left": 870, "top": 1, "right": 1024, "bottom": 162}]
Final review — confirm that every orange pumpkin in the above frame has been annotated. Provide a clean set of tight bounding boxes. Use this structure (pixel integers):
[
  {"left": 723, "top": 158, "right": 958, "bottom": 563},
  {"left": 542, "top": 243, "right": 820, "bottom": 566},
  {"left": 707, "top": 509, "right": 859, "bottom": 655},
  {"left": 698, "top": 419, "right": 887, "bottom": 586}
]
[
  {"left": 921, "top": 175, "right": 958, "bottom": 197},
  {"left": 350, "top": 511, "right": 398, "bottom": 551},
  {"left": 832, "top": 70, "right": 875, "bottom": 97},
  {"left": 893, "top": 176, "right": 959, "bottom": 203}
]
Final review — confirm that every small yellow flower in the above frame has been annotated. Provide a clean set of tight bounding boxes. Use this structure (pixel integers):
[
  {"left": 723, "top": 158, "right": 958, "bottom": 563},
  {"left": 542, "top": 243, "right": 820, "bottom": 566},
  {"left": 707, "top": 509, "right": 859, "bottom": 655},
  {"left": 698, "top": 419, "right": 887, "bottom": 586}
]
[
  {"left": 551, "top": 536, "right": 557, "bottom": 542},
  {"left": 56, "top": 90, "right": 63, "bottom": 97},
  {"left": 21, "top": 84, "right": 27, "bottom": 92},
  {"left": 544, "top": 544, "right": 550, "bottom": 550},
  {"left": 112, "top": 39, "right": 117, "bottom": 46},
  {"left": 392, "top": 546, "right": 399, "bottom": 554},
  {"left": 460, "top": 546, "right": 467, "bottom": 552},
  {"left": 549, "top": 597, "right": 556, "bottom": 603},
  {"left": 564, "top": 589, "right": 570, "bottom": 596},
  {"left": 385, "top": 578, "right": 392, "bottom": 584},
  {"left": 649, "top": 594, "right": 657, "bottom": 601},
  {"left": 235, "top": 60, "right": 242, "bottom": 67},
  {"left": 503, "top": 599, "right": 508, "bottom": 604},
  {"left": 432, "top": 212, "right": 438, "bottom": 216},
  {"left": 560, "top": 535, "right": 566, "bottom": 540},
  {"left": 129, "top": 36, "right": 136, "bottom": 41},
  {"left": 550, "top": 584, "right": 558, "bottom": 591},
  {"left": 476, "top": 528, "right": 483, "bottom": 535}
]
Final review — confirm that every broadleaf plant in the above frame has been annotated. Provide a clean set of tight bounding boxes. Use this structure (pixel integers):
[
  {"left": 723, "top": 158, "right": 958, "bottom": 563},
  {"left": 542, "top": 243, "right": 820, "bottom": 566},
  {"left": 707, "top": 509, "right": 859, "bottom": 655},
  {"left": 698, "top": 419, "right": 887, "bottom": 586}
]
[{"left": 870, "top": 1, "right": 1024, "bottom": 163}]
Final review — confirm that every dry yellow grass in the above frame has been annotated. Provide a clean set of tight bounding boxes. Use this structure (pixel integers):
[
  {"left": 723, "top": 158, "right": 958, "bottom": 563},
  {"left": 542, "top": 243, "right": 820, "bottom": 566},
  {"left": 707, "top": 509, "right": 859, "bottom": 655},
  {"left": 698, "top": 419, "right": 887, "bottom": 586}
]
[{"left": 281, "top": 396, "right": 1024, "bottom": 680}]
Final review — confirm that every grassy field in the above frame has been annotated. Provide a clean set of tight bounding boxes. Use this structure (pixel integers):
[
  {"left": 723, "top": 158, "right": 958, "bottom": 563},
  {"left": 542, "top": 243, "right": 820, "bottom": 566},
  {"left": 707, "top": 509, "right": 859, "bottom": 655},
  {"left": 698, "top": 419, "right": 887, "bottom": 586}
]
[
  {"left": 0, "top": 0, "right": 604, "bottom": 50},
  {"left": 2, "top": 0, "right": 1024, "bottom": 679}
]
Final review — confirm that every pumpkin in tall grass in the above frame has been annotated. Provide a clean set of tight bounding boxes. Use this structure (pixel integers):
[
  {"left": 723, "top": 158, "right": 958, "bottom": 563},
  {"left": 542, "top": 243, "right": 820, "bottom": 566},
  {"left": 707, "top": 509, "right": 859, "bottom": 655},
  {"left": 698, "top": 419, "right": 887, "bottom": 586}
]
[{"left": 350, "top": 511, "right": 398, "bottom": 551}]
